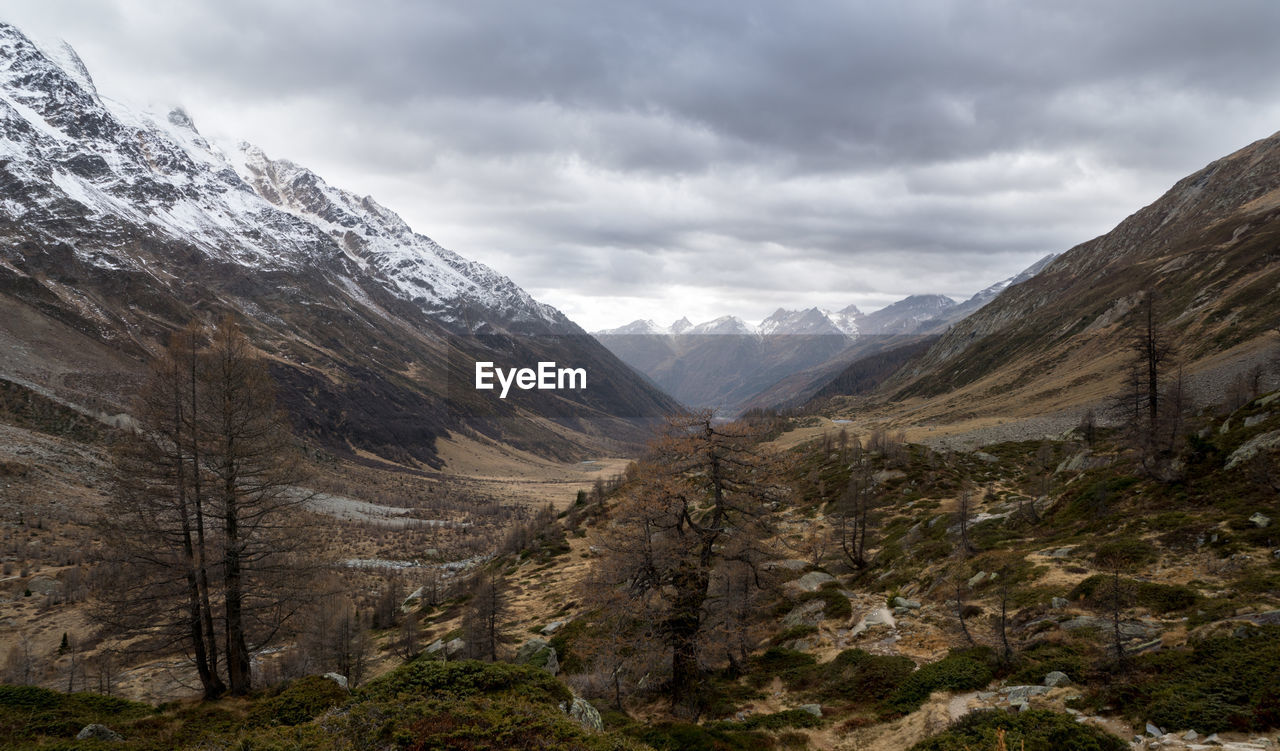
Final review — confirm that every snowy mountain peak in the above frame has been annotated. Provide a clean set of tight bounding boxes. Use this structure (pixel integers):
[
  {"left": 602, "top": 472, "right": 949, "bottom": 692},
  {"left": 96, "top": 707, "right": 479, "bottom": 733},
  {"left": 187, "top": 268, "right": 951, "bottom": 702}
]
[
  {"left": 0, "top": 23, "right": 565, "bottom": 334},
  {"left": 688, "top": 315, "right": 757, "bottom": 336},
  {"left": 759, "top": 307, "right": 847, "bottom": 337},
  {"left": 670, "top": 316, "right": 693, "bottom": 334}
]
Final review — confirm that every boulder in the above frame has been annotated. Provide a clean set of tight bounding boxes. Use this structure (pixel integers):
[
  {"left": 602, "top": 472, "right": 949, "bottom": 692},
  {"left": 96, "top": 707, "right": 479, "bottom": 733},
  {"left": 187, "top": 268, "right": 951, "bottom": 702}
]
[
  {"left": 1145, "top": 722, "right": 1163, "bottom": 737},
  {"left": 401, "top": 586, "right": 424, "bottom": 613},
  {"left": 1250, "top": 512, "right": 1271, "bottom": 529},
  {"left": 891, "top": 596, "right": 921, "bottom": 610},
  {"left": 445, "top": 638, "right": 465, "bottom": 657},
  {"left": 798, "top": 703, "right": 823, "bottom": 717},
  {"left": 1059, "top": 615, "right": 1159, "bottom": 641},
  {"left": 516, "top": 638, "right": 550, "bottom": 662},
  {"left": 1050, "top": 597, "right": 1070, "bottom": 609},
  {"left": 516, "top": 638, "right": 560, "bottom": 674},
  {"left": 764, "top": 559, "right": 811, "bottom": 572},
  {"left": 76, "top": 724, "right": 122, "bottom": 741},
  {"left": 1226, "top": 430, "right": 1280, "bottom": 469},
  {"left": 322, "top": 672, "right": 349, "bottom": 690},
  {"left": 541, "top": 620, "right": 567, "bottom": 635},
  {"left": 1043, "top": 671, "right": 1071, "bottom": 687},
  {"left": 849, "top": 607, "right": 895, "bottom": 637},
  {"left": 873, "top": 469, "right": 906, "bottom": 484},
  {"left": 788, "top": 571, "right": 836, "bottom": 594},
  {"left": 782, "top": 599, "right": 827, "bottom": 628},
  {"left": 567, "top": 696, "right": 603, "bottom": 732},
  {"left": 1004, "top": 685, "right": 1050, "bottom": 703}
]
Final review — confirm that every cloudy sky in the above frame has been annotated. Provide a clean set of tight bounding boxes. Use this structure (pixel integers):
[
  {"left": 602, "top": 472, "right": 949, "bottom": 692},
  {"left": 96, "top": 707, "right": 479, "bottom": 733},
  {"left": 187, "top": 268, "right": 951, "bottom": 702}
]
[{"left": 9, "top": 2, "right": 1280, "bottom": 330}]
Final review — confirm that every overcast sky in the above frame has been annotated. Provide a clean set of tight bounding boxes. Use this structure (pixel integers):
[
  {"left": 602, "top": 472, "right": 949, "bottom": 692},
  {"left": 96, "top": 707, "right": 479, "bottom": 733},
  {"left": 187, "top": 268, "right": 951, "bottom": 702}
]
[{"left": 9, "top": 2, "right": 1280, "bottom": 330}]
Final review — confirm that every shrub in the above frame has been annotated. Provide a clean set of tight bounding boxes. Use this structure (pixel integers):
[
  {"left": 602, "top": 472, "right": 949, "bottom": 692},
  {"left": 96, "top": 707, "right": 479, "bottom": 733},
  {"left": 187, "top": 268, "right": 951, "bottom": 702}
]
[
  {"left": 809, "top": 649, "right": 915, "bottom": 705},
  {"left": 887, "top": 652, "right": 993, "bottom": 714},
  {"left": 359, "top": 658, "right": 572, "bottom": 706},
  {"left": 793, "top": 586, "right": 853, "bottom": 620},
  {"left": 909, "top": 709, "right": 1126, "bottom": 751},
  {"left": 710, "top": 709, "right": 824, "bottom": 731},
  {"left": 632, "top": 720, "right": 773, "bottom": 751},
  {"left": 1068, "top": 575, "right": 1199, "bottom": 614},
  {"left": 1100, "top": 625, "right": 1280, "bottom": 733},
  {"left": 249, "top": 675, "right": 348, "bottom": 727},
  {"left": 1007, "top": 641, "right": 1092, "bottom": 686},
  {"left": 746, "top": 648, "right": 818, "bottom": 689},
  {"left": 0, "top": 685, "right": 151, "bottom": 741}
]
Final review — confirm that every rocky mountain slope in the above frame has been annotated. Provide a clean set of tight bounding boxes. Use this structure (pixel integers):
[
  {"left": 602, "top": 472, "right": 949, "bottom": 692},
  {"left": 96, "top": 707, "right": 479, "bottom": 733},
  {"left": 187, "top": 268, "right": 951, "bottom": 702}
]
[
  {"left": 0, "top": 23, "right": 679, "bottom": 465},
  {"left": 873, "top": 131, "right": 1280, "bottom": 426}
]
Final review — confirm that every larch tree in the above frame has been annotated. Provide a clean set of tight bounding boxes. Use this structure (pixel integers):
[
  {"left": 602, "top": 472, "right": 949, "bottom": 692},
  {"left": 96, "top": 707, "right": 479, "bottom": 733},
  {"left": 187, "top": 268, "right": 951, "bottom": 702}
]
[
  {"left": 461, "top": 570, "right": 508, "bottom": 662},
  {"left": 588, "top": 411, "right": 786, "bottom": 716},
  {"left": 99, "top": 319, "right": 313, "bottom": 697}
]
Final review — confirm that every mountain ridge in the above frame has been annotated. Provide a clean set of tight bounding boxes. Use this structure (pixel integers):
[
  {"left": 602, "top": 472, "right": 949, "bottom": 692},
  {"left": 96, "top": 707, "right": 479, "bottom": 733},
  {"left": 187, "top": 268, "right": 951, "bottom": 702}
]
[
  {"left": 593, "top": 256, "right": 1055, "bottom": 414},
  {"left": 0, "top": 22, "right": 679, "bottom": 466}
]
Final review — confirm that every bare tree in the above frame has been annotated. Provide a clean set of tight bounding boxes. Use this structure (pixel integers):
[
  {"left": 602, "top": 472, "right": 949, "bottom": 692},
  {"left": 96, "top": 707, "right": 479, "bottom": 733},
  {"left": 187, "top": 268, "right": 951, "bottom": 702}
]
[
  {"left": 952, "top": 578, "right": 976, "bottom": 647},
  {"left": 461, "top": 570, "right": 508, "bottom": 662},
  {"left": 396, "top": 609, "right": 420, "bottom": 661},
  {"left": 1116, "top": 290, "right": 1188, "bottom": 478},
  {"left": 97, "top": 319, "right": 314, "bottom": 697},
  {"left": 1078, "top": 409, "right": 1098, "bottom": 448},
  {"left": 834, "top": 459, "right": 875, "bottom": 569},
  {"left": 1094, "top": 543, "right": 1144, "bottom": 674},
  {"left": 2, "top": 633, "right": 39, "bottom": 685},
  {"left": 1134, "top": 290, "right": 1173, "bottom": 429},
  {"left": 588, "top": 411, "right": 785, "bottom": 716},
  {"left": 956, "top": 485, "right": 976, "bottom": 556},
  {"left": 995, "top": 573, "right": 1014, "bottom": 665}
]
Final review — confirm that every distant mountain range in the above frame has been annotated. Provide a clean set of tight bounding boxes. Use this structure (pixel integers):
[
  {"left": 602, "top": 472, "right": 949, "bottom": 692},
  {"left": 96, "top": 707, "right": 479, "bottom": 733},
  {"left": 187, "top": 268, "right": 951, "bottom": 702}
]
[
  {"left": 593, "top": 255, "right": 1056, "bottom": 414},
  {"left": 0, "top": 23, "right": 679, "bottom": 466}
]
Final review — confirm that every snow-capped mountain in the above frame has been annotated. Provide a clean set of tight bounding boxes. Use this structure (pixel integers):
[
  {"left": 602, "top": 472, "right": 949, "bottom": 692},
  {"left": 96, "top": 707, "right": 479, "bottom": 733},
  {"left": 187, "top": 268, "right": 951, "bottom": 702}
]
[
  {"left": 0, "top": 23, "right": 677, "bottom": 463},
  {"left": 593, "top": 257, "right": 1055, "bottom": 414},
  {"left": 0, "top": 24, "right": 563, "bottom": 335}
]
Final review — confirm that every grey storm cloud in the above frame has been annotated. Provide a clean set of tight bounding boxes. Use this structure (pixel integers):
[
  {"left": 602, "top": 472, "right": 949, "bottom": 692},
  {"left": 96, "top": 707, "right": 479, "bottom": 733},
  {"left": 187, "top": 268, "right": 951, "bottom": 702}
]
[{"left": 7, "top": 1, "right": 1280, "bottom": 329}]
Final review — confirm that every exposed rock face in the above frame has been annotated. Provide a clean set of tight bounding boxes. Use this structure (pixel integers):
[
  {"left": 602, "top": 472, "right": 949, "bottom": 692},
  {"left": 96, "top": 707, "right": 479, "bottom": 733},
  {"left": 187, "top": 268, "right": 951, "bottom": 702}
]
[{"left": 1228, "top": 431, "right": 1280, "bottom": 470}]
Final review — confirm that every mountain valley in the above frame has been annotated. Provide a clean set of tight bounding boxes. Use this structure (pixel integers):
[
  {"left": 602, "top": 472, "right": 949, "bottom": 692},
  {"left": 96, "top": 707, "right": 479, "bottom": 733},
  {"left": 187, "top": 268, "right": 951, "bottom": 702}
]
[{"left": 2, "top": 18, "right": 1280, "bottom": 751}]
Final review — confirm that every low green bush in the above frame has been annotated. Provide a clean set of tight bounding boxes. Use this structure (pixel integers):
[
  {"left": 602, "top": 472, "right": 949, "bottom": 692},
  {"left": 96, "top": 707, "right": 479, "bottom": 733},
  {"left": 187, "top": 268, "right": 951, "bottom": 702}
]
[
  {"left": 909, "top": 709, "right": 1126, "bottom": 751},
  {"left": 807, "top": 649, "right": 915, "bottom": 705},
  {"left": 1006, "top": 641, "right": 1092, "bottom": 686},
  {"left": 746, "top": 648, "right": 818, "bottom": 689},
  {"left": 1068, "top": 575, "right": 1199, "bottom": 614},
  {"left": 358, "top": 658, "right": 572, "bottom": 706},
  {"left": 1099, "top": 625, "right": 1280, "bottom": 733},
  {"left": 887, "top": 651, "right": 993, "bottom": 714},
  {"left": 710, "top": 709, "right": 824, "bottom": 731},
  {"left": 0, "top": 685, "right": 152, "bottom": 741},
  {"left": 248, "top": 675, "right": 348, "bottom": 727},
  {"left": 631, "top": 720, "right": 772, "bottom": 751}
]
